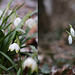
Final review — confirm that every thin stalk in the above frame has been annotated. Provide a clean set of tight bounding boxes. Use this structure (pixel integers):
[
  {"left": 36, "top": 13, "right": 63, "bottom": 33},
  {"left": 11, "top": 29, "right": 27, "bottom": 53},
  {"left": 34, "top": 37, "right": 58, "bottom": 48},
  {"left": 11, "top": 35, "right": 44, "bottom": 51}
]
[
  {"left": 28, "top": 69, "right": 31, "bottom": 75},
  {"left": 19, "top": 51, "right": 23, "bottom": 75}
]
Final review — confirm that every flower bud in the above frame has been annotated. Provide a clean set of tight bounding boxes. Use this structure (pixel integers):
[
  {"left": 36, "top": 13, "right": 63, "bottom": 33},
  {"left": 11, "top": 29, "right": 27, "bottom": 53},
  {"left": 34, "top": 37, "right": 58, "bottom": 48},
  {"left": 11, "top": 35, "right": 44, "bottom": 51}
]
[
  {"left": 25, "top": 18, "right": 37, "bottom": 28},
  {"left": 9, "top": 43, "right": 20, "bottom": 53},
  {"left": 14, "top": 17, "right": 21, "bottom": 27},
  {"left": 22, "top": 57, "right": 38, "bottom": 73},
  {"left": 68, "top": 35, "right": 72, "bottom": 44},
  {"left": 70, "top": 27, "right": 75, "bottom": 37}
]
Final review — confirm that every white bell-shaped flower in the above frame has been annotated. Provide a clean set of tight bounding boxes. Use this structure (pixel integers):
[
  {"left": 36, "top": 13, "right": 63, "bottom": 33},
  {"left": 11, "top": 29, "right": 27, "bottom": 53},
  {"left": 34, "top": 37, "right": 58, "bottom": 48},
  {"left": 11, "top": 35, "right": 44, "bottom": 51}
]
[
  {"left": 25, "top": 18, "right": 37, "bottom": 28},
  {"left": 68, "top": 35, "right": 72, "bottom": 44},
  {"left": 9, "top": 43, "right": 20, "bottom": 53},
  {"left": 14, "top": 17, "right": 21, "bottom": 27},
  {"left": 22, "top": 57, "right": 38, "bottom": 73},
  {"left": 0, "top": 10, "right": 3, "bottom": 17},
  {"left": 70, "top": 27, "right": 75, "bottom": 37}
]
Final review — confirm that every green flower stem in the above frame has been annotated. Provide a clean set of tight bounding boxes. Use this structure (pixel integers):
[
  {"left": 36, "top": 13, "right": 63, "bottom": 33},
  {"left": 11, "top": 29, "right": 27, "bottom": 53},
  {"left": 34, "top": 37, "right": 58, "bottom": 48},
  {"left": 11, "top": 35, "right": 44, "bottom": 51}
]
[
  {"left": 66, "top": 30, "right": 70, "bottom": 35},
  {"left": 19, "top": 51, "right": 23, "bottom": 75},
  {"left": 28, "top": 68, "right": 31, "bottom": 75}
]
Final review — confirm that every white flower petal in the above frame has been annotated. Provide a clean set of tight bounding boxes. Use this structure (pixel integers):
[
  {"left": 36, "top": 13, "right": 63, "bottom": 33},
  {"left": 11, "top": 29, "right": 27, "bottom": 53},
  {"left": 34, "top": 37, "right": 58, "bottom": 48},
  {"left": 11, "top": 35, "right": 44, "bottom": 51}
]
[
  {"left": 70, "top": 27, "right": 75, "bottom": 37},
  {"left": 14, "top": 18, "right": 21, "bottom": 27},
  {"left": 9, "top": 43, "right": 20, "bottom": 53},
  {"left": 68, "top": 35, "right": 72, "bottom": 44},
  {"left": 25, "top": 18, "right": 36, "bottom": 28},
  {"left": 22, "top": 57, "right": 37, "bottom": 73}
]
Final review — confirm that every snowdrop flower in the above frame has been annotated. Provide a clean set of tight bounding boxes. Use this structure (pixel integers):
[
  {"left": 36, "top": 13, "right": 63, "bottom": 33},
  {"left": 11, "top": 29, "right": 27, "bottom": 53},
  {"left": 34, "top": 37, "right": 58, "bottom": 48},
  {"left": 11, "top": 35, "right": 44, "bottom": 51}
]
[
  {"left": 22, "top": 57, "right": 38, "bottom": 73},
  {"left": 68, "top": 35, "right": 72, "bottom": 44},
  {"left": 8, "top": 43, "right": 20, "bottom": 53},
  {"left": 25, "top": 18, "right": 37, "bottom": 28},
  {"left": 14, "top": 17, "right": 21, "bottom": 27},
  {"left": 0, "top": 10, "right": 3, "bottom": 17},
  {"left": 70, "top": 27, "right": 75, "bottom": 37}
]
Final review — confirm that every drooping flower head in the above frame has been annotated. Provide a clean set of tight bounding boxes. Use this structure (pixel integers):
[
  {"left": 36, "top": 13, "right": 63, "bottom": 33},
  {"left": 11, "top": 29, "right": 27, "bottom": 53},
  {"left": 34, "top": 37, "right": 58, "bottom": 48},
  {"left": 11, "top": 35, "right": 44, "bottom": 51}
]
[
  {"left": 22, "top": 57, "right": 38, "bottom": 73},
  {"left": 70, "top": 24, "right": 75, "bottom": 37},
  {"left": 8, "top": 43, "right": 20, "bottom": 53},
  {"left": 25, "top": 18, "right": 37, "bottom": 28},
  {"left": 68, "top": 35, "right": 72, "bottom": 45},
  {"left": 14, "top": 17, "right": 21, "bottom": 27}
]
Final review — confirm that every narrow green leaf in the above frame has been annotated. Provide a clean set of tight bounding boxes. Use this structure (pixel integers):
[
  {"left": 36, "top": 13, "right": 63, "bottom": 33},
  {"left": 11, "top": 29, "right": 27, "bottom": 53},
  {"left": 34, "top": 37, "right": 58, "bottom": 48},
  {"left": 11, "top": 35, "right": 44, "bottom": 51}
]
[
  {"left": 0, "top": 51, "right": 18, "bottom": 71},
  {"left": 16, "top": 2, "right": 25, "bottom": 11},
  {"left": 17, "top": 68, "right": 21, "bottom": 75},
  {"left": 21, "top": 33, "right": 37, "bottom": 45},
  {"left": 29, "top": 45, "right": 38, "bottom": 56},
  {"left": 30, "top": 10, "right": 38, "bottom": 16},
  {"left": 16, "top": 28, "right": 25, "bottom": 33},
  {"left": 3, "top": 22, "right": 12, "bottom": 30},
  {"left": 0, "top": 64, "right": 13, "bottom": 75}
]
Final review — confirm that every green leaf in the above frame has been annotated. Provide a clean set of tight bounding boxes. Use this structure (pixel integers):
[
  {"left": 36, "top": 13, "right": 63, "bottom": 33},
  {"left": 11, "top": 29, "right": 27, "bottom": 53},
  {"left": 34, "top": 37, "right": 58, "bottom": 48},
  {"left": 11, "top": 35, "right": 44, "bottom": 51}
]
[
  {"left": 0, "top": 30, "right": 4, "bottom": 39},
  {"left": 7, "top": 64, "right": 17, "bottom": 71},
  {"left": 16, "top": 28, "right": 25, "bottom": 33},
  {"left": 29, "top": 45, "right": 37, "bottom": 55},
  {"left": 21, "top": 52, "right": 32, "bottom": 57},
  {"left": 3, "top": 22, "right": 12, "bottom": 30},
  {"left": 21, "top": 33, "right": 37, "bottom": 45},
  {"left": 16, "top": 2, "right": 25, "bottom": 11},
  {"left": 0, "top": 29, "right": 15, "bottom": 43},
  {"left": 30, "top": 10, "right": 38, "bottom": 16},
  {"left": 0, "top": 51, "right": 18, "bottom": 71},
  {"left": 40, "top": 64, "right": 51, "bottom": 74},
  {"left": 0, "top": 64, "right": 13, "bottom": 75},
  {"left": 17, "top": 68, "right": 21, "bottom": 75}
]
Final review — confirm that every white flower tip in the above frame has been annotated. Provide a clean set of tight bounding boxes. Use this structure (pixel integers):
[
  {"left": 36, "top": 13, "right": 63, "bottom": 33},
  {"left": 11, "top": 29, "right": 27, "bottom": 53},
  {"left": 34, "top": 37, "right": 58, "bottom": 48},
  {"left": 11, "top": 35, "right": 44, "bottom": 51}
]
[
  {"left": 14, "top": 17, "right": 21, "bottom": 27},
  {"left": 15, "top": 50, "right": 19, "bottom": 53},
  {"left": 25, "top": 18, "right": 37, "bottom": 28},
  {"left": 70, "top": 27, "right": 75, "bottom": 37},
  {"left": 68, "top": 35, "right": 72, "bottom": 45}
]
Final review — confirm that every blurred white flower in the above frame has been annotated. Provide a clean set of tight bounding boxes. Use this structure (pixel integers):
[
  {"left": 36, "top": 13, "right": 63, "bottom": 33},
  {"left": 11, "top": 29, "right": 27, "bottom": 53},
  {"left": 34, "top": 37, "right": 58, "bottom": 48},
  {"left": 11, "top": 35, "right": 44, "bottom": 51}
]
[
  {"left": 0, "top": 10, "right": 3, "bottom": 17},
  {"left": 14, "top": 17, "right": 21, "bottom": 27},
  {"left": 25, "top": 18, "right": 37, "bottom": 28},
  {"left": 72, "top": 68, "right": 75, "bottom": 74},
  {"left": 22, "top": 57, "right": 38, "bottom": 73},
  {"left": 70, "top": 27, "right": 75, "bottom": 37},
  {"left": 51, "top": 66, "right": 57, "bottom": 75},
  {"left": 9, "top": 43, "right": 20, "bottom": 53},
  {"left": 68, "top": 35, "right": 72, "bottom": 44},
  {"left": 36, "top": 36, "right": 38, "bottom": 43}
]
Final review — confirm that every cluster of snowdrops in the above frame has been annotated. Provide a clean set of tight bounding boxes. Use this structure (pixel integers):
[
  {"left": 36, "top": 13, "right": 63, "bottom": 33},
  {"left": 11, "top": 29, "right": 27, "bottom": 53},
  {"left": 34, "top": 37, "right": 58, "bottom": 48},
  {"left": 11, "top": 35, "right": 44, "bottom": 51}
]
[
  {"left": 67, "top": 24, "right": 75, "bottom": 45},
  {"left": 0, "top": 0, "right": 38, "bottom": 75}
]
